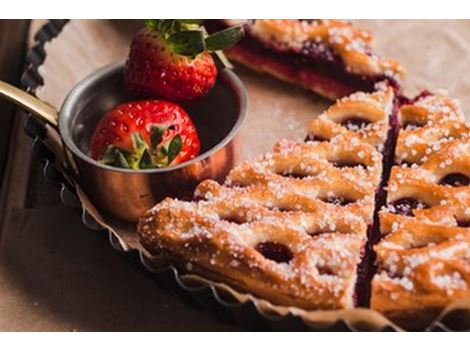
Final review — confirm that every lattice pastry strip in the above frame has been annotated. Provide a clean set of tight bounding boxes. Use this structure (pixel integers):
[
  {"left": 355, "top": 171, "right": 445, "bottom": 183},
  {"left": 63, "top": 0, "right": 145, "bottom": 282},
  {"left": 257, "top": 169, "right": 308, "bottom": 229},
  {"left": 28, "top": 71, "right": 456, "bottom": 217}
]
[
  {"left": 307, "top": 86, "right": 394, "bottom": 150},
  {"left": 227, "top": 139, "right": 382, "bottom": 191},
  {"left": 395, "top": 91, "right": 470, "bottom": 165},
  {"left": 372, "top": 220, "right": 470, "bottom": 321}
]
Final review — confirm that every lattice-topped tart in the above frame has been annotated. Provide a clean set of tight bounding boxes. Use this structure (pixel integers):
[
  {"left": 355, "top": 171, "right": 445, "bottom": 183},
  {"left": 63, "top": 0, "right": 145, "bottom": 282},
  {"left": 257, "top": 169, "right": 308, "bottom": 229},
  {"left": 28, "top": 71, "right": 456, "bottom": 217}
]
[
  {"left": 139, "top": 87, "right": 470, "bottom": 328},
  {"left": 372, "top": 91, "right": 470, "bottom": 327},
  {"left": 207, "top": 20, "right": 405, "bottom": 100},
  {"left": 139, "top": 88, "right": 394, "bottom": 310}
]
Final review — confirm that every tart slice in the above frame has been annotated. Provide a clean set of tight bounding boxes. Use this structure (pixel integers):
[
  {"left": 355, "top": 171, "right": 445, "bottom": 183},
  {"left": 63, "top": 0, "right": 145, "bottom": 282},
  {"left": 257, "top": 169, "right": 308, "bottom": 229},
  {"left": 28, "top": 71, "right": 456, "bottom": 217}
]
[
  {"left": 208, "top": 20, "right": 405, "bottom": 100},
  {"left": 372, "top": 91, "right": 470, "bottom": 328},
  {"left": 139, "top": 89, "right": 395, "bottom": 310}
]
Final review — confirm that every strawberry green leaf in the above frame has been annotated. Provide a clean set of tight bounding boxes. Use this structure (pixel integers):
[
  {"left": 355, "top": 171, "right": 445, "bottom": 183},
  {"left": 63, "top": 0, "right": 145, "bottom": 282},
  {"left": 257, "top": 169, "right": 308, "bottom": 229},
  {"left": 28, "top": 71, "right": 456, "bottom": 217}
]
[
  {"left": 150, "top": 125, "right": 167, "bottom": 151},
  {"left": 99, "top": 145, "right": 130, "bottom": 169},
  {"left": 115, "top": 149, "right": 130, "bottom": 168},
  {"left": 167, "top": 30, "right": 205, "bottom": 56},
  {"left": 99, "top": 145, "right": 118, "bottom": 165},
  {"left": 127, "top": 132, "right": 152, "bottom": 169},
  {"left": 131, "top": 132, "right": 148, "bottom": 151},
  {"left": 154, "top": 147, "right": 169, "bottom": 167},
  {"left": 176, "top": 19, "right": 204, "bottom": 25},
  {"left": 205, "top": 25, "right": 244, "bottom": 51},
  {"left": 139, "top": 149, "right": 155, "bottom": 169},
  {"left": 144, "top": 19, "right": 178, "bottom": 37},
  {"left": 143, "top": 19, "right": 159, "bottom": 29},
  {"left": 167, "top": 134, "right": 183, "bottom": 165}
]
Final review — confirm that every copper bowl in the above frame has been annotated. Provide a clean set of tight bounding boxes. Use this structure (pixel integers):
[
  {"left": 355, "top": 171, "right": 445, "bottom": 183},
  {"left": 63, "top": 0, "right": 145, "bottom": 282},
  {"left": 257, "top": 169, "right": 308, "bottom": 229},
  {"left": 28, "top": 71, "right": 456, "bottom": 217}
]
[{"left": 0, "top": 62, "right": 247, "bottom": 222}]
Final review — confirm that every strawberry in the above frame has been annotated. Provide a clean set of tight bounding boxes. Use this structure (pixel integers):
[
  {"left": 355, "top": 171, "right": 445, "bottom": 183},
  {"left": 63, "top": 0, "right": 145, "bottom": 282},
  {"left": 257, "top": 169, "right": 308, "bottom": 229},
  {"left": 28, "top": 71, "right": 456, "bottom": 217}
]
[
  {"left": 124, "top": 20, "right": 243, "bottom": 104},
  {"left": 91, "top": 100, "right": 200, "bottom": 170}
]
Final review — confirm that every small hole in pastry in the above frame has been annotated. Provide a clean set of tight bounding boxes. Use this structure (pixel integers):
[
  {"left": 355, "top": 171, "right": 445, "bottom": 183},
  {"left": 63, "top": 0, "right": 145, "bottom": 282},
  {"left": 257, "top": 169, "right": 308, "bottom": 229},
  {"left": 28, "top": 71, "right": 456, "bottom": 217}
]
[
  {"left": 264, "top": 203, "right": 296, "bottom": 213},
  {"left": 305, "top": 133, "right": 329, "bottom": 142},
  {"left": 439, "top": 173, "right": 470, "bottom": 187},
  {"left": 255, "top": 241, "right": 293, "bottom": 263},
  {"left": 389, "top": 197, "right": 429, "bottom": 217},
  {"left": 279, "top": 170, "right": 311, "bottom": 179},
  {"left": 306, "top": 230, "right": 332, "bottom": 237},
  {"left": 225, "top": 181, "right": 249, "bottom": 189},
  {"left": 402, "top": 121, "right": 426, "bottom": 130},
  {"left": 317, "top": 265, "right": 336, "bottom": 276},
  {"left": 406, "top": 240, "right": 439, "bottom": 249},
  {"left": 399, "top": 160, "right": 414, "bottom": 168},
  {"left": 456, "top": 219, "right": 470, "bottom": 228},
  {"left": 219, "top": 214, "right": 247, "bottom": 225},
  {"left": 321, "top": 195, "right": 355, "bottom": 206},
  {"left": 331, "top": 160, "right": 367, "bottom": 169},
  {"left": 340, "top": 117, "right": 371, "bottom": 131}
]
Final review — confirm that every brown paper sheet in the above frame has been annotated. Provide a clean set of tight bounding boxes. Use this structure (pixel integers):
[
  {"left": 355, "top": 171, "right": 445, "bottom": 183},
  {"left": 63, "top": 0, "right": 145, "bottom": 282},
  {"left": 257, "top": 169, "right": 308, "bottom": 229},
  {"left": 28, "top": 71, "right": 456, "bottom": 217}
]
[{"left": 34, "top": 19, "right": 470, "bottom": 331}]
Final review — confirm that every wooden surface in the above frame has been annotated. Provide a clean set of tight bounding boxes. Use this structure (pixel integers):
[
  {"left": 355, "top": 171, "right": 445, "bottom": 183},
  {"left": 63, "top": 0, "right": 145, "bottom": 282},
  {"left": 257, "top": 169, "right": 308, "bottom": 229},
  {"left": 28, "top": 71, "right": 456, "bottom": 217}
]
[
  {"left": 0, "top": 20, "right": 29, "bottom": 179},
  {"left": 0, "top": 20, "right": 31, "bottom": 233}
]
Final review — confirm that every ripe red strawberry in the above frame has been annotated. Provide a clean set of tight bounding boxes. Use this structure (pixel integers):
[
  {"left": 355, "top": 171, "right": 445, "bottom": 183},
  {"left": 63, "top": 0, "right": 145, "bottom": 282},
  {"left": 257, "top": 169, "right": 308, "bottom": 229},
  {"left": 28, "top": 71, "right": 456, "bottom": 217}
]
[
  {"left": 124, "top": 20, "right": 243, "bottom": 104},
  {"left": 91, "top": 100, "right": 200, "bottom": 169}
]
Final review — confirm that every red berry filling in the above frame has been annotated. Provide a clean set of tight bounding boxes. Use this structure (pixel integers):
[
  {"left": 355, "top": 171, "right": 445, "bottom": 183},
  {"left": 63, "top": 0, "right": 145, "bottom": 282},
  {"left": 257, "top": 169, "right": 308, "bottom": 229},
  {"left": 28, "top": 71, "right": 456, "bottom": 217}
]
[
  {"left": 341, "top": 117, "right": 371, "bottom": 131},
  {"left": 457, "top": 219, "right": 470, "bottom": 228},
  {"left": 255, "top": 241, "right": 293, "bottom": 263},
  {"left": 439, "top": 173, "right": 470, "bottom": 187},
  {"left": 402, "top": 121, "right": 426, "bottom": 131},
  {"left": 389, "top": 197, "right": 429, "bottom": 217},
  {"left": 305, "top": 133, "right": 329, "bottom": 142},
  {"left": 321, "top": 195, "right": 355, "bottom": 206},
  {"left": 331, "top": 160, "right": 367, "bottom": 169}
]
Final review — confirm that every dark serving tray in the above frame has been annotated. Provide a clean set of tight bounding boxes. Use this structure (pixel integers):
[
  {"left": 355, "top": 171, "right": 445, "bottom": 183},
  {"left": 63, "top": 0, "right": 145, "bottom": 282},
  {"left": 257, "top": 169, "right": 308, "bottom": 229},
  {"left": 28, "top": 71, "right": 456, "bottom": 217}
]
[{"left": 20, "top": 19, "right": 463, "bottom": 332}]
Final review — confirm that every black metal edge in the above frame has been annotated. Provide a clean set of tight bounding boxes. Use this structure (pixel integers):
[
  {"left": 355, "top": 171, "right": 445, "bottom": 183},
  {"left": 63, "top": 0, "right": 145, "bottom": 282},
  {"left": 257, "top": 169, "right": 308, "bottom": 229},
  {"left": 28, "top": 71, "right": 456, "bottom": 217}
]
[{"left": 21, "top": 20, "right": 464, "bottom": 332}]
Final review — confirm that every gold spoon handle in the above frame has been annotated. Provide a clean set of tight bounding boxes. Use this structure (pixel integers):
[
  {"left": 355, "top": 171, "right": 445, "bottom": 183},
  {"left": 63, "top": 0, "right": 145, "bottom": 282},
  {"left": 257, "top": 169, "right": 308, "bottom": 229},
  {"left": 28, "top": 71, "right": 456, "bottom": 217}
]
[{"left": 0, "top": 80, "right": 58, "bottom": 127}]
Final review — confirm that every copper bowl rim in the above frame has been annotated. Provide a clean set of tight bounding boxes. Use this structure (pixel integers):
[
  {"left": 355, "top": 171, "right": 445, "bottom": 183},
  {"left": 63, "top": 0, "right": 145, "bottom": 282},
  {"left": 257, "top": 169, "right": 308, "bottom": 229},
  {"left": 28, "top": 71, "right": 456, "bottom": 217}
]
[{"left": 59, "top": 61, "right": 248, "bottom": 174}]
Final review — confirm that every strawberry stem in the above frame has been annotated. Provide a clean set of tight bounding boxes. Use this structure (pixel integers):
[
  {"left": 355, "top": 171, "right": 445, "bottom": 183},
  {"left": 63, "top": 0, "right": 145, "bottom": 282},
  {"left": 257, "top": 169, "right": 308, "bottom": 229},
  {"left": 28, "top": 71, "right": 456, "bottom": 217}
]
[
  {"left": 98, "top": 125, "right": 184, "bottom": 170},
  {"left": 143, "top": 19, "right": 244, "bottom": 58}
]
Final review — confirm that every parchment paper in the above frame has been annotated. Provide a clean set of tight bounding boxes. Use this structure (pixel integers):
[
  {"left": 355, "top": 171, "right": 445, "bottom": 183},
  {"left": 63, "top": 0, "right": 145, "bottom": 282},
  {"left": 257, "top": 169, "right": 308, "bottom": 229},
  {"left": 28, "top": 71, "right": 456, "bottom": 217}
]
[{"left": 29, "top": 19, "right": 470, "bottom": 330}]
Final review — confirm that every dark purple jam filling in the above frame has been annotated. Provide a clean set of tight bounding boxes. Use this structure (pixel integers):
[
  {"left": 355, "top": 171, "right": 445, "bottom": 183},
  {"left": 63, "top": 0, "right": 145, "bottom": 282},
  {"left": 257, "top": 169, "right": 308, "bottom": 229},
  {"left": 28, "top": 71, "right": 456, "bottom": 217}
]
[
  {"left": 341, "top": 117, "right": 371, "bottom": 131},
  {"left": 255, "top": 241, "right": 293, "bottom": 263},
  {"left": 219, "top": 214, "right": 247, "bottom": 225},
  {"left": 354, "top": 226, "right": 373, "bottom": 307},
  {"left": 457, "top": 219, "right": 470, "bottom": 228},
  {"left": 355, "top": 98, "right": 401, "bottom": 307},
  {"left": 321, "top": 195, "right": 355, "bottom": 206},
  {"left": 331, "top": 160, "right": 367, "bottom": 169},
  {"left": 410, "top": 90, "right": 433, "bottom": 103},
  {"left": 280, "top": 171, "right": 311, "bottom": 179},
  {"left": 389, "top": 197, "right": 429, "bottom": 217},
  {"left": 402, "top": 121, "right": 426, "bottom": 131},
  {"left": 306, "top": 230, "right": 332, "bottom": 237},
  {"left": 317, "top": 265, "right": 335, "bottom": 276},
  {"left": 245, "top": 35, "right": 399, "bottom": 93},
  {"left": 305, "top": 133, "right": 329, "bottom": 142},
  {"left": 439, "top": 173, "right": 470, "bottom": 187}
]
